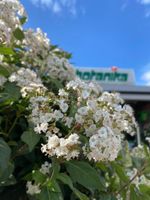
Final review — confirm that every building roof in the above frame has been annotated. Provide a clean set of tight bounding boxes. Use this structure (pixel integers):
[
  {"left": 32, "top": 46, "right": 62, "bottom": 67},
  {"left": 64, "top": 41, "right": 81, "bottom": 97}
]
[{"left": 101, "top": 84, "right": 150, "bottom": 101}]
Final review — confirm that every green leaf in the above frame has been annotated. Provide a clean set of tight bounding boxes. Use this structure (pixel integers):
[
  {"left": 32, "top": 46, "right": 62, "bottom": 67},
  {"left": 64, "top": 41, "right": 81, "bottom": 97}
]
[
  {"left": 38, "top": 188, "right": 62, "bottom": 200},
  {"left": 96, "top": 162, "right": 108, "bottom": 171},
  {"left": 50, "top": 159, "right": 60, "bottom": 180},
  {"left": 0, "top": 66, "right": 15, "bottom": 77},
  {"left": 73, "top": 188, "right": 89, "bottom": 200},
  {"left": 65, "top": 160, "right": 105, "bottom": 191},
  {"left": 139, "top": 184, "right": 150, "bottom": 196},
  {"left": 20, "top": 17, "right": 27, "bottom": 25},
  {"left": 68, "top": 94, "right": 77, "bottom": 117},
  {"left": 0, "top": 82, "right": 21, "bottom": 105},
  {"left": 32, "top": 170, "right": 47, "bottom": 184},
  {"left": 0, "top": 47, "right": 15, "bottom": 55},
  {"left": 99, "top": 194, "right": 117, "bottom": 200},
  {"left": 130, "top": 185, "right": 142, "bottom": 200},
  {"left": 57, "top": 173, "right": 89, "bottom": 200},
  {"left": 21, "top": 129, "right": 40, "bottom": 152},
  {"left": 8, "top": 141, "right": 18, "bottom": 146},
  {"left": 0, "top": 138, "right": 11, "bottom": 175},
  {"left": 112, "top": 163, "right": 129, "bottom": 182},
  {"left": 132, "top": 157, "right": 144, "bottom": 169},
  {"left": 0, "top": 162, "right": 16, "bottom": 186},
  {"left": 13, "top": 28, "right": 25, "bottom": 41},
  {"left": 57, "top": 173, "right": 74, "bottom": 190},
  {"left": 38, "top": 181, "right": 63, "bottom": 200},
  {"left": 44, "top": 77, "right": 63, "bottom": 94}
]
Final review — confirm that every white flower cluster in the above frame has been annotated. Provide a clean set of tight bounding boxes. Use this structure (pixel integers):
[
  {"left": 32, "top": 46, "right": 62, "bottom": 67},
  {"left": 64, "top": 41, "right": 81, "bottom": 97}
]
[
  {"left": 26, "top": 161, "right": 51, "bottom": 195},
  {"left": 0, "top": 0, "right": 26, "bottom": 45},
  {"left": 22, "top": 28, "right": 75, "bottom": 81},
  {"left": 146, "top": 137, "right": 150, "bottom": 144},
  {"left": 39, "top": 161, "right": 51, "bottom": 175},
  {"left": 0, "top": 1, "right": 75, "bottom": 82},
  {"left": 22, "top": 28, "right": 50, "bottom": 67},
  {"left": 9, "top": 67, "right": 46, "bottom": 97},
  {"left": 0, "top": 75, "right": 7, "bottom": 87},
  {"left": 28, "top": 78, "right": 137, "bottom": 162},
  {"left": 116, "top": 194, "right": 123, "bottom": 200},
  {"left": 45, "top": 53, "right": 75, "bottom": 81},
  {"left": 41, "top": 134, "right": 80, "bottom": 160},
  {"left": 28, "top": 91, "right": 80, "bottom": 161},
  {"left": 127, "top": 168, "right": 150, "bottom": 188},
  {"left": 26, "top": 181, "right": 41, "bottom": 195},
  {"left": 131, "top": 145, "right": 149, "bottom": 159},
  {"left": 0, "top": 19, "right": 11, "bottom": 45},
  {"left": 87, "top": 127, "right": 121, "bottom": 161},
  {"left": 29, "top": 95, "right": 53, "bottom": 135}
]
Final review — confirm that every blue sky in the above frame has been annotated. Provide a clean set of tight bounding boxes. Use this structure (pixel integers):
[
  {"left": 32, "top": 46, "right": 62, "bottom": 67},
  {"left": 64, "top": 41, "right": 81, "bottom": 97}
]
[{"left": 20, "top": 0, "right": 150, "bottom": 85}]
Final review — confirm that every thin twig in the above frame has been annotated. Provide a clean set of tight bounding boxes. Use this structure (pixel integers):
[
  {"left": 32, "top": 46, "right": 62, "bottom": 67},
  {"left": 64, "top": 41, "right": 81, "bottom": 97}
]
[
  {"left": 115, "top": 162, "right": 147, "bottom": 196},
  {"left": 8, "top": 114, "right": 20, "bottom": 135}
]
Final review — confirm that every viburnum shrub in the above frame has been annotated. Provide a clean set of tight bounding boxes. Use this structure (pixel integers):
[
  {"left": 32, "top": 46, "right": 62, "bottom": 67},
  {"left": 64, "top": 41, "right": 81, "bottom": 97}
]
[{"left": 0, "top": 1, "right": 150, "bottom": 200}]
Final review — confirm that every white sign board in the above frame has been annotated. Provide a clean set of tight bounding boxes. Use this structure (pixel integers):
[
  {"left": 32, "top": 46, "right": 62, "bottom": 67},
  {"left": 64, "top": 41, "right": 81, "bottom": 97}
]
[{"left": 76, "top": 67, "right": 135, "bottom": 85}]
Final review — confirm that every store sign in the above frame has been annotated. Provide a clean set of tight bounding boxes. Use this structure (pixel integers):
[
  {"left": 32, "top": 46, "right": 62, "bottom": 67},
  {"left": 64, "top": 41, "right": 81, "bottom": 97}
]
[{"left": 76, "top": 67, "right": 135, "bottom": 85}]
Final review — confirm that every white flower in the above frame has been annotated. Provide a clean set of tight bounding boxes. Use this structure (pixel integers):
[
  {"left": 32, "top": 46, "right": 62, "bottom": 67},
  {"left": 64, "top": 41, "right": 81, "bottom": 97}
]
[
  {"left": 93, "top": 110, "right": 102, "bottom": 123},
  {"left": 65, "top": 133, "right": 80, "bottom": 146},
  {"left": 116, "top": 194, "right": 123, "bottom": 200},
  {"left": 26, "top": 77, "right": 137, "bottom": 162},
  {"left": 8, "top": 68, "right": 46, "bottom": 97},
  {"left": 77, "top": 106, "right": 89, "bottom": 116},
  {"left": 53, "top": 127, "right": 59, "bottom": 133},
  {"left": 146, "top": 137, "right": 150, "bottom": 143},
  {"left": 87, "top": 100, "right": 97, "bottom": 110},
  {"left": 53, "top": 110, "right": 63, "bottom": 121},
  {"left": 0, "top": 0, "right": 26, "bottom": 45},
  {"left": 75, "top": 113, "right": 84, "bottom": 124},
  {"left": 40, "top": 161, "right": 51, "bottom": 175},
  {"left": 65, "top": 117, "right": 73, "bottom": 128},
  {"left": 58, "top": 89, "right": 68, "bottom": 97},
  {"left": 131, "top": 145, "right": 148, "bottom": 159},
  {"left": 0, "top": 75, "right": 7, "bottom": 87},
  {"left": 41, "top": 144, "right": 47, "bottom": 153},
  {"left": 8, "top": 74, "right": 16, "bottom": 82},
  {"left": 85, "top": 124, "right": 97, "bottom": 137},
  {"left": 87, "top": 127, "right": 121, "bottom": 161},
  {"left": 40, "top": 113, "right": 53, "bottom": 123},
  {"left": 30, "top": 96, "right": 48, "bottom": 103},
  {"left": 123, "top": 104, "right": 133, "bottom": 116},
  {"left": 66, "top": 79, "right": 79, "bottom": 90},
  {"left": 34, "top": 122, "right": 48, "bottom": 134},
  {"left": 47, "top": 135, "right": 60, "bottom": 149},
  {"left": 82, "top": 90, "right": 90, "bottom": 99},
  {"left": 59, "top": 100, "right": 68, "bottom": 113},
  {"left": 23, "top": 28, "right": 75, "bottom": 82},
  {"left": 43, "top": 134, "right": 80, "bottom": 160},
  {"left": 0, "top": 55, "right": 4, "bottom": 63},
  {"left": 98, "top": 127, "right": 109, "bottom": 138},
  {"left": 26, "top": 181, "right": 41, "bottom": 195},
  {"left": 0, "top": 19, "right": 11, "bottom": 45}
]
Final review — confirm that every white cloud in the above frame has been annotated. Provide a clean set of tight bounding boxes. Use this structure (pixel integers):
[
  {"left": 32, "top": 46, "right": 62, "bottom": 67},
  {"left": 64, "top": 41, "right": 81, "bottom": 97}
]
[
  {"left": 139, "top": 0, "right": 150, "bottom": 5},
  {"left": 142, "top": 71, "right": 150, "bottom": 81},
  {"left": 41, "top": 0, "right": 53, "bottom": 7},
  {"left": 145, "top": 9, "right": 150, "bottom": 17},
  {"left": 142, "top": 71, "right": 150, "bottom": 85},
  {"left": 53, "top": 1, "right": 62, "bottom": 13},
  {"left": 121, "top": 3, "right": 128, "bottom": 11},
  {"left": 137, "top": 0, "right": 150, "bottom": 18},
  {"left": 121, "top": 0, "right": 129, "bottom": 11},
  {"left": 30, "top": 0, "right": 78, "bottom": 16},
  {"left": 31, "top": 0, "right": 52, "bottom": 7},
  {"left": 141, "top": 63, "right": 150, "bottom": 85}
]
